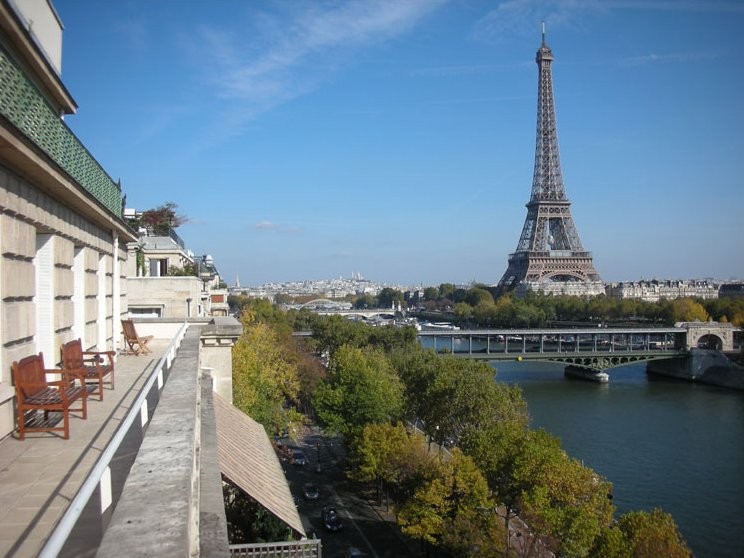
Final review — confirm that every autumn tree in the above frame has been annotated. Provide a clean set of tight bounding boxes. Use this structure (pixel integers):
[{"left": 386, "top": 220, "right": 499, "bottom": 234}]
[
  {"left": 512, "top": 429, "right": 615, "bottom": 557},
  {"left": 351, "top": 423, "right": 432, "bottom": 504},
  {"left": 590, "top": 508, "right": 691, "bottom": 558},
  {"left": 232, "top": 318, "right": 301, "bottom": 436},
  {"left": 398, "top": 449, "right": 497, "bottom": 553},
  {"left": 667, "top": 298, "right": 709, "bottom": 323}
]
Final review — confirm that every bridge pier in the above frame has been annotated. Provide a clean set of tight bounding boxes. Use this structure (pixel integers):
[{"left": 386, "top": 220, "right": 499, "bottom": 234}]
[{"left": 647, "top": 348, "right": 744, "bottom": 390}]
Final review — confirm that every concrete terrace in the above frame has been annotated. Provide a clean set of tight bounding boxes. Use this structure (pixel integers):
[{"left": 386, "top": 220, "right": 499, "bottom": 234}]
[{"left": 0, "top": 323, "right": 231, "bottom": 557}]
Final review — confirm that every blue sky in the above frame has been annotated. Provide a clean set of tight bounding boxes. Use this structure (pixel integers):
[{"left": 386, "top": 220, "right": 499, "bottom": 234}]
[{"left": 55, "top": 0, "right": 744, "bottom": 287}]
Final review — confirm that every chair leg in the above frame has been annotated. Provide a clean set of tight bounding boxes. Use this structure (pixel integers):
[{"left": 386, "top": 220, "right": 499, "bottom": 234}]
[
  {"left": 17, "top": 407, "right": 25, "bottom": 441},
  {"left": 63, "top": 409, "right": 69, "bottom": 440}
]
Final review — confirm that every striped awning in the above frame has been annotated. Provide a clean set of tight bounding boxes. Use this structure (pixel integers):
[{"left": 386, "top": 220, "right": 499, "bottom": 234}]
[{"left": 213, "top": 394, "right": 305, "bottom": 537}]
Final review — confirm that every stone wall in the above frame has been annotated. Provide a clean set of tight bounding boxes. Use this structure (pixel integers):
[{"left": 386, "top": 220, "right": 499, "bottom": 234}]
[{"left": 0, "top": 163, "right": 129, "bottom": 439}]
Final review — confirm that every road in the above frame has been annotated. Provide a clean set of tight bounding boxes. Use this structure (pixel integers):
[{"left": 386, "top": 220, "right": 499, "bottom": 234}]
[{"left": 281, "top": 426, "right": 419, "bottom": 558}]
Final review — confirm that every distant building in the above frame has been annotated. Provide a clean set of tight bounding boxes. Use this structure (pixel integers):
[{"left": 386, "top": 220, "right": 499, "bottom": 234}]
[
  {"left": 605, "top": 280, "right": 719, "bottom": 302},
  {"left": 124, "top": 212, "right": 228, "bottom": 318}
]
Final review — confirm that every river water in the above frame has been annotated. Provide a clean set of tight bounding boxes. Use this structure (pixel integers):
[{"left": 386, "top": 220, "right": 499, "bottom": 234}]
[{"left": 493, "top": 360, "right": 744, "bottom": 558}]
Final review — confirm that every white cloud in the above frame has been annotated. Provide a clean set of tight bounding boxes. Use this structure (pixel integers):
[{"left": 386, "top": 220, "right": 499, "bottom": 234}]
[
  {"left": 199, "top": 0, "right": 446, "bottom": 120},
  {"left": 254, "top": 220, "right": 277, "bottom": 230},
  {"left": 617, "top": 49, "right": 724, "bottom": 66},
  {"left": 254, "top": 220, "right": 302, "bottom": 234}
]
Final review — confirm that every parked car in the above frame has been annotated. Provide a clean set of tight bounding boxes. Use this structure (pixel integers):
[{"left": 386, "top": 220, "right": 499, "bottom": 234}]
[
  {"left": 292, "top": 449, "right": 307, "bottom": 466},
  {"left": 321, "top": 506, "right": 343, "bottom": 532},
  {"left": 344, "top": 547, "right": 368, "bottom": 558},
  {"left": 303, "top": 482, "right": 319, "bottom": 500}
]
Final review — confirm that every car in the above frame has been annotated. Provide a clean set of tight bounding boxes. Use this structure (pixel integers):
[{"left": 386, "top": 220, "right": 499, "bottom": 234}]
[
  {"left": 302, "top": 482, "right": 319, "bottom": 500},
  {"left": 344, "top": 547, "right": 368, "bottom": 558},
  {"left": 292, "top": 449, "right": 307, "bottom": 466},
  {"left": 321, "top": 506, "right": 342, "bottom": 532}
]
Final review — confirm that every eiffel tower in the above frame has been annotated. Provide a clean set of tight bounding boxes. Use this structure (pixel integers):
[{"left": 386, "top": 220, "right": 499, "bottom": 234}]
[{"left": 497, "top": 26, "right": 603, "bottom": 296}]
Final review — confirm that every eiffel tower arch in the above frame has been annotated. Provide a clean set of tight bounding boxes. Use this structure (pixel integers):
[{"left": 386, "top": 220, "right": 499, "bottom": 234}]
[{"left": 497, "top": 27, "right": 604, "bottom": 297}]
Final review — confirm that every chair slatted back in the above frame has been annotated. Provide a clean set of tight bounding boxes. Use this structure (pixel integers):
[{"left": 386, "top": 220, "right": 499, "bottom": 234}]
[
  {"left": 12, "top": 353, "right": 47, "bottom": 400},
  {"left": 60, "top": 338, "right": 85, "bottom": 370}
]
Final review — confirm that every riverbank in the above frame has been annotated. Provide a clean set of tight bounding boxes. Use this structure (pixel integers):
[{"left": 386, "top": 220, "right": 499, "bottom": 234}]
[
  {"left": 647, "top": 348, "right": 744, "bottom": 390},
  {"left": 494, "top": 360, "right": 744, "bottom": 558}
]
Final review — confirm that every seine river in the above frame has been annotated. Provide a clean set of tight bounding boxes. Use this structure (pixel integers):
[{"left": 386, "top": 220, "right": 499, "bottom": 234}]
[{"left": 493, "top": 360, "right": 744, "bottom": 558}]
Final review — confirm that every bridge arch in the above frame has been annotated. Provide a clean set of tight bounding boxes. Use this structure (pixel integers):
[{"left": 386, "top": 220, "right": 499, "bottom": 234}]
[
  {"left": 300, "top": 299, "right": 350, "bottom": 311},
  {"left": 679, "top": 321, "right": 736, "bottom": 352},
  {"left": 696, "top": 334, "right": 723, "bottom": 350}
]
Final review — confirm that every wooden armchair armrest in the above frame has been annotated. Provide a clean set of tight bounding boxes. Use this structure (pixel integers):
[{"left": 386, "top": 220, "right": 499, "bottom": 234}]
[
  {"left": 83, "top": 350, "right": 115, "bottom": 363},
  {"left": 47, "top": 379, "right": 69, "bottom": 388}
]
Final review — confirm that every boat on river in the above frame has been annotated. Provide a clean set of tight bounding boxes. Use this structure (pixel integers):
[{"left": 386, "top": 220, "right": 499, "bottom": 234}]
[
  {"left": 564, "top": 366, "right": 609, "bottom": 383},
  {"left": 420, "top": 322, "right": 460, "bottom": 331}
]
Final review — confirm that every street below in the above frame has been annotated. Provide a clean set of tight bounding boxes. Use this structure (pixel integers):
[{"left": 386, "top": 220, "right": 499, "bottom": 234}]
[{"left": 281, "top": 426, "right": 419, "bottom": 558}]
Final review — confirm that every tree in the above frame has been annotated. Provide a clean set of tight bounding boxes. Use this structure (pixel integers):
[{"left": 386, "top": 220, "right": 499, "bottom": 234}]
[
  {"left": 274, "top": 293, "right": 294, "bottom": 305},
  {"left": 378, "top": 287, "right": 404, "bottom": 309},
  {"left": 423, "top": 287, "right": 439, "bottom": 301},
  {"left": 394, "top": 348, "right": 528, "bottom": 450},
  {"left": 669, "top": 298, "right": 709, "bottom": 323},
  {"left": 136, "top": 201, "right": 188, "bottom": 235},
  {"left": 590, "top": 509, "right": 691, "bottom": 558},
  {"left": 353, "top": 293, "right": 377, "bottom": 309},
  {"left": 512, "top": 429, "right": 615, "bottom": 557},
  {"left": 464, "top": 287, "right": 495, "bottom": 307},
  {"left": 439, "top": 283, "right": 455, "bottom": 299},
  {"left": 232, "top": 319, "right": 301, "bottom": 435},
  {"left": 223, "top": 479, "right": 293, "bottom": 544},
  {"left": 313, "top": 345, "right": 403, "bottom": 436},
  {"left": 398, "top": 449, "right": 494, "bottom": 551},
  {"left": 351, "top": 422, "right": 411, "bottom": 506}
]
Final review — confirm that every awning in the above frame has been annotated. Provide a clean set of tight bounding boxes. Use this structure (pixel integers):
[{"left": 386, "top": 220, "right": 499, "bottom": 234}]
[{"left": 213, "top": 394, "right": 305, "bottom": 537}]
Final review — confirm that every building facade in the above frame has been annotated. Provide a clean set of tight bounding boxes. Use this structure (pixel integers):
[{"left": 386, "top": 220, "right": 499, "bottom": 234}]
[
  {"left": 0, "top": 0, "right": 136, "bottom": 439},
  {"left": 605, "top": 279, "right": 719, "bottom": 302}
]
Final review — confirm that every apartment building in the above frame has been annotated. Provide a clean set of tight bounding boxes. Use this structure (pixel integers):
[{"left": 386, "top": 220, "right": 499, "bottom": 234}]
[{"left": 0, "top": 0, "right": 136, "bottom": 439}]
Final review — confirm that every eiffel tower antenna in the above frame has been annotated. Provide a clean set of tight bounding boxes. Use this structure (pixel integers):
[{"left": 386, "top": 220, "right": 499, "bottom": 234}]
[{"left": 497, "top": 29, "right": 603, "bottom": 296}]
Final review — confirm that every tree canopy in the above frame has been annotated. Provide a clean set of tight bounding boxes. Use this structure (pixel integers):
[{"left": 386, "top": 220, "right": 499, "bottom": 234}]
[{"left": 313, "top": 345, "right": 404, "bottom": 436}]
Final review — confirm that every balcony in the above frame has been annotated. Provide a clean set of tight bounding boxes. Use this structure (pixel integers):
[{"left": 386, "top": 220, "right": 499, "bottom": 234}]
[
  {"left": 0, "top": 44, "right": 123, "bottom": 216},
  {"left": 0, "top": 319, "right": 311, "bottom": 557}
]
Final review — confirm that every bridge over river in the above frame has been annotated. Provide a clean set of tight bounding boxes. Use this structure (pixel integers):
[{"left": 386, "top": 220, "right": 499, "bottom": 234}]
[
  {"left": 416, "top": 321, "right": 738, "bottom": 375},
  {"left": 296, "top": 320, "right": 738, "bottom": 379}
]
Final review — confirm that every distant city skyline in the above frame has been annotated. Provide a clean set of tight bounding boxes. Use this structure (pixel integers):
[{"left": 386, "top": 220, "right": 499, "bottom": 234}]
[{"left": 55, "top": 1, "right": 744, "bottom": 285}]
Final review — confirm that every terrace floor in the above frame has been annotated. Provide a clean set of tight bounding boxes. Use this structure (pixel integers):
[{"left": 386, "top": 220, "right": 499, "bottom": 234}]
[{"left": 0, "top": 341, "right": 169, "bottom": 558}]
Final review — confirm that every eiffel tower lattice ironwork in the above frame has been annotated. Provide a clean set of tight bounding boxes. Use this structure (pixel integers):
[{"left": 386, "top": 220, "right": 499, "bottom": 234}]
[{"left": 497, "top": 27, "right": 602, "bottom": 295}]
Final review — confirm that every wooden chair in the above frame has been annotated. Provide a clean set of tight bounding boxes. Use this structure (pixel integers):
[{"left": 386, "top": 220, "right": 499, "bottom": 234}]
[
  {"left": 60, "top": 339, "right": 115, "bottom": 401},
  {"left": 121, "top": 319, "right": 153, "bottom": 355},
  {"left": 12, "top": 352, "right": 88, "bottom": 440}
]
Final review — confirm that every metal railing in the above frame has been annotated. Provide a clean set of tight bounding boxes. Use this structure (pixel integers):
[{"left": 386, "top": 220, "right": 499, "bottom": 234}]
[
  {"left": 38, "top": 323, "right": 189, "bottom": 557},
  {"left": 0, "top": 44, "right": 123, "bottom": 216},
  {"left": 230, "top": 539, "right": 322, "bottom": 557}
]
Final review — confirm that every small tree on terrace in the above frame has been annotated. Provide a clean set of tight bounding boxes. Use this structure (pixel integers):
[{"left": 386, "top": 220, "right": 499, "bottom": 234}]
[{"left": 139, "top": 202, "right": 188, "bottom": 235}]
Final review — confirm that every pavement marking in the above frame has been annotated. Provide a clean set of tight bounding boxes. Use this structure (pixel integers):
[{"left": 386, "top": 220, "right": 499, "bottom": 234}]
[{"left": 328, "top": 485, "right": 378, "bottom": 558}]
